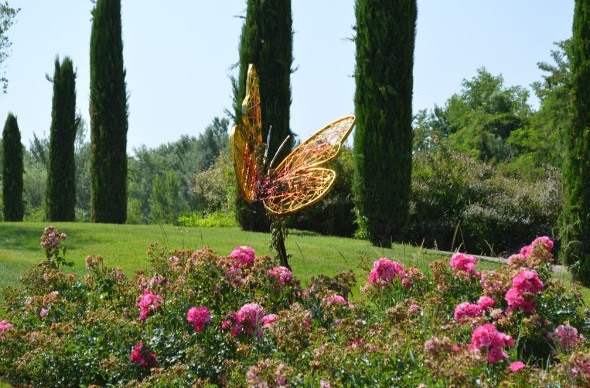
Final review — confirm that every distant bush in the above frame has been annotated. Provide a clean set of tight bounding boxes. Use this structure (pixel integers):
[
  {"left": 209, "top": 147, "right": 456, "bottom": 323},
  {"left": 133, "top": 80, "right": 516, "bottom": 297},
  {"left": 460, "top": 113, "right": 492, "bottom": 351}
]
[
  {"left": 191, "top": 152, "right": 235, "bottom": 216},
  {"left": 177, "top": 210, "right": 237, "bottom": 228},
  {"left": 409, "top": 148, "right": 562, "bottom": 256}
]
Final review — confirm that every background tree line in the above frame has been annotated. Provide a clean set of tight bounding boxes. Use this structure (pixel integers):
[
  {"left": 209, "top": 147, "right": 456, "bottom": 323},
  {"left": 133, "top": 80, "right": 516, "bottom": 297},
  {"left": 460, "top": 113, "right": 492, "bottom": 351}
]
[
  {"left": 0, "top": 115, "right": 230, "bottom": 224},
  {"left": 0, "top": 38, "right": 576, "bottom": 255},
  {"left": 2, "top": 0, "right": 588, "bottom": 283}
]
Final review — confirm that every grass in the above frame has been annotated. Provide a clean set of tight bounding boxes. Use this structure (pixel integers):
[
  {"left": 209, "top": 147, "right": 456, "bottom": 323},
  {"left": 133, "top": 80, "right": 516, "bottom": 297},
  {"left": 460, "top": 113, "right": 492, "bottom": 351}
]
[
  {"left": 0, "top": 222, "right": 452, "bottom": 291},
  {"left": 1, "top": 221, "right": 586, "bottom": 299}
]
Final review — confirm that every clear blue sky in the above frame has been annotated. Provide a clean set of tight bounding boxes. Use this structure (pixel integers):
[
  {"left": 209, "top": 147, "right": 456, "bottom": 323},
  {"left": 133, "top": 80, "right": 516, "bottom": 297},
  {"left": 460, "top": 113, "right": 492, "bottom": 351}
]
[{"left": 0, "top": 1, "right": 574, "bottom": 154}]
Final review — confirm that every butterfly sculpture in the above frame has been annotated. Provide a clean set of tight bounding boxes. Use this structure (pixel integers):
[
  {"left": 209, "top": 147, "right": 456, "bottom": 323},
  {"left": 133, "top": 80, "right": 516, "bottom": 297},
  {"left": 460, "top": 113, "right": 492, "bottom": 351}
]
[{"left": 231, "top": 64, "right": 356, "bottom": 216}]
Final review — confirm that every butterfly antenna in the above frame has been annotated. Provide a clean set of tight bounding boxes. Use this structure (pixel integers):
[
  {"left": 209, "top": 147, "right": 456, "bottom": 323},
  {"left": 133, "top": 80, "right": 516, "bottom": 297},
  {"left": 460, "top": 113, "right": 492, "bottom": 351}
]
[
  {"left": 269, "top": 135, "right": 291, "bottom": 170},
  {"left": 264, "top": 125, "right": 272, "bottom": 161}
]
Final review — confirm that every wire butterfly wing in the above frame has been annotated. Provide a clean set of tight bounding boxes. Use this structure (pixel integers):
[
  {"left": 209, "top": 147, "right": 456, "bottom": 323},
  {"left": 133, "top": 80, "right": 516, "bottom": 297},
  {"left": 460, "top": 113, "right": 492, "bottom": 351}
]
[
  {"left": 242, "top": 64, "right": 263, "bottom": 132},
  {"left": 262, "top": 115, "right": 356, "bottom": 215},
  {"left": 231, "top": 64, "right": 263, "bottom": 202}
]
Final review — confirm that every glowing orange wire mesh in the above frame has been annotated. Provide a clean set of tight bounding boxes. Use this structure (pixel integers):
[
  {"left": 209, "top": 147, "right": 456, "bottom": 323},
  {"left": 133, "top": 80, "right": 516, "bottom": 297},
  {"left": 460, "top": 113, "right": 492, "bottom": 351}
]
[
  {"left": 231, "top": 64, "right": 262, "bottom": 202},
  {"left": 231, "top": 64, "right": 356, "bottom": 216}
]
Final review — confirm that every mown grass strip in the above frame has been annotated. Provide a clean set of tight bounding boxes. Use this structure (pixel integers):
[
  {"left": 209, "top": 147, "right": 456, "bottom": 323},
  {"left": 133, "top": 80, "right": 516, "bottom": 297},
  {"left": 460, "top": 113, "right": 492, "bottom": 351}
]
[
  {"left": 0, "top": 222, "right": 446, "bottom": 289},
  {"left": 1, "top": 222, "right": 584, "bottom": 299}
]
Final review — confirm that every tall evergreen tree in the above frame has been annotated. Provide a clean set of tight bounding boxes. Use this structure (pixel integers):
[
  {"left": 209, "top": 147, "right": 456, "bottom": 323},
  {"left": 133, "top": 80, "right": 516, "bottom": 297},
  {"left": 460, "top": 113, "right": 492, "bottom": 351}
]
[
  {"left": 560, "top": 0, "right": 590, "bottom": 285},
  {"left": 89, "top": 0, "right": 128, "bottom": 223},
  {"left": 233, "top": 0, "right": 294, "bottom": 231},
  {"left": 353, "top": 0, "right": 417, "bottom": 247},
  {"left": 2, "top": 113, "right": 23, "bottom": 221},
  {"left": 46, "top": 56, "right": 78, "bottom": 221}
]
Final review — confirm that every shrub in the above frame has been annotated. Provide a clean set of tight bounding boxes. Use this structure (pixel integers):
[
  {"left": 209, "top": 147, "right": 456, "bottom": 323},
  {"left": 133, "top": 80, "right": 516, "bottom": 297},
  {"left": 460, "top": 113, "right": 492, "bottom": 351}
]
[
  {"left": 0, "top": 227, "right": 588, "bottom": 386},
  {"left": 191, "top": 151, "right": 235, "bottom": 216},
  {"left": 177, "top": 210, "right": 237, "bottom": 228},
  {"left": 410, "top": 148, "right": 562, "bottom": 256}
]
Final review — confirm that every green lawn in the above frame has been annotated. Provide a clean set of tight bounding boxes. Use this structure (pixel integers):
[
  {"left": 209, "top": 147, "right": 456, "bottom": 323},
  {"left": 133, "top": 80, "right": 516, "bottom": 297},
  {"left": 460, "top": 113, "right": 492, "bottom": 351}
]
[
  {"left": 0, "top": 222, "right": 457, "bottom": 290},
  {"left": 0, "top": 222, "right": 583, "bottom": 298}
]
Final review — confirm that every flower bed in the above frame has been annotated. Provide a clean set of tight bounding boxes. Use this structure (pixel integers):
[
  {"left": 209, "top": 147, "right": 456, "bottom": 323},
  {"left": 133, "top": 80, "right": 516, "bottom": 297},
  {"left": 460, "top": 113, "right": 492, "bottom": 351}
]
[{"left": 0, "top": 227, "right": 589, "bottom": 386}]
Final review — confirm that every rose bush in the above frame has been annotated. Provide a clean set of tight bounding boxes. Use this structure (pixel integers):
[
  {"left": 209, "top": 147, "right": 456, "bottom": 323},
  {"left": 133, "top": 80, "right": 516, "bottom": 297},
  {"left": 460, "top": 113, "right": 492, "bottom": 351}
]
[{"left": 0, "top": 227, "right": 588, "bottom": 386}]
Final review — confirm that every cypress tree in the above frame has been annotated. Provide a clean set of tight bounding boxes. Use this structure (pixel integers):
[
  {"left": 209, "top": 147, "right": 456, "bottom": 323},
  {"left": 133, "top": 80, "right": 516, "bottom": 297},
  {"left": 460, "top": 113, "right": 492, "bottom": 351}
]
[
  {"left": 353, "top": 0, "right": 417, "bottom": 247},
  {"left": 89, "top": 0, "right": 128, "bottom": 224},
  {"left": 46, "top": 56, "right": 78, "bottom": 221},
  {"left": 2, "top": 113, "right": 23, "bottom": 221},
  {"left": 560, "top": 0, "right": 590, "bottom": 285},
  {"left": 234, "top": 0, "right": 294, "bottom": 231}
]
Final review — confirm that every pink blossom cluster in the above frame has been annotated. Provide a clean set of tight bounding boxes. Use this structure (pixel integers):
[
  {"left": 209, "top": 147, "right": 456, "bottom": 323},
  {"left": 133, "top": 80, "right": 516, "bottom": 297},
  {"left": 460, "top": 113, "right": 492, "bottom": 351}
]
[
  {"left": 130, "top": 342, "right": 157, "bottom": 368},
  {"left": 138, "top": 274, "right": 169, "bottom": 291},
  {"left": 477, "top": 295, "right": 495, "bottom": 309},
  {"left": 402, "top": 267, "right": 426, "bottom": 289},
  {"left": 509, "top": 236, "right": 555, "bottom": 267},
  {"left": 510, "top": 361, "right": 526, "bottom": 372},
  {"left": 187, "top": 306, "right": 211, "bottom": 333},
  {"left": 0, "top": 320, "right": 13, "bottom": 340},
  {"left": 505, "top": 270, "right": 543, "bottom": 313},
  {"left": 347, "top": 337, "right": 364, "bottom": 349},
  {"left": 408, "top": 304, "right": 421, "bottom": 315},
  {"left": 479, "top": 271, "right": 507, "bottom": 298},
  {"left": 225, "top": 265, "right": 244, "bottom": 284},
  {"left": 324, "top": 294, "right": 347, "bottom": 307},
  {"left": 262, "top": 314, "right": 278, "bottom": 328},
  {"left": 368, "top": 258, "right": 406, "bottom": 285},
  {"left": 301, "top": 283, "right": 316, "bottom": 300},
  {"left": 223, "top": 303, "right": 266, "bottom": 339},
  {"left": 267, "top": 266, "right": 292, "bottom": 286},
  {"left": 571, "top": 356, "right": 590, "bottom": 383},
  {"left": 148, "top": 274, "right": 168, "bottom": 289},
  {"left": 548, "top": 322, "right": 584, "bottom": 351},
  {"left": 450, "top": 252, "right": 479, "bottom": 276},
  {"left": 454, "top": 296, "right": 495, "bottom": 324},
  {"left": 40, "top": 226, "right": 67, "bottom": 250},
  {"left": 136, "top": 289, "right": 163, "bottom": 321},
  {"left": 470, "top": 323, "right": 514, "bottom": 363},
  {"left": 229, "top": 246, "right": 256, "bottom": 266},
  {"left": 519, "top": 236, "right": 554, "bottom": 257},
  {"left": 246, "top": 361, "right": 288, "bottom": 387}
]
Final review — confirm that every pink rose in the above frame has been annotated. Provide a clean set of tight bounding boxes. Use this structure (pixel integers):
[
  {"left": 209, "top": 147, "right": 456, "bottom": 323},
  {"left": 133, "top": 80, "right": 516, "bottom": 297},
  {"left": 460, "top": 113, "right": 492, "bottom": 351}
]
[
  {"left": 130, "top": 342, "right": 157, "bottom": 368},
  {"left": 471, "top": 323, "right": 513, "bottom": 364},
  {"left": 230, "top": 303, "right": 265, "bottom": 339},
  {"left": 531, "top": 236, "right": 554, "bottom": 252},
  {"left": 454, "top": 301, "right": 482, "bottom": 323},
  {"left": 267, "top": 266, "right": 293, "bottom": 286},
  {"left": 477, "top": 296, "right": 495, "bottom": 310},
  {"left": 325, "top": 295, "right": 347, "bottom": 307},
  {"left": 487, "top": 347, "right": 508, "bottom": 364},
  {"left": 510, "top": 361, "right": 526, "bottom": 372},
  {"left": 450, "top": 252, "right": 479, "bottom": 276},
  {"left": 519, "top": 245, "right": 532, "bottom": 258},
  {"left": 368, "top": 258, "right": 406, "bottom": 285},
  {"left": 0, "top": 320, "right": 13, "bottom": 340},
  {"left": 230, "top": 246, "right": 256, "bottom": 266},
  {"left": 187, "top": 306, "right": 212, "bottom": 332},
  {"left": 136, "top": 289, "right": 163, "bottom": 321},
  {"left": 548, "top": 323, "right": 583, "bottom": 351},
  {"left": 262, "top": 314, "right": 278, "bottom": 328},
  {"left": 512, "top": 270, "right": 544, "bottom": 294}
]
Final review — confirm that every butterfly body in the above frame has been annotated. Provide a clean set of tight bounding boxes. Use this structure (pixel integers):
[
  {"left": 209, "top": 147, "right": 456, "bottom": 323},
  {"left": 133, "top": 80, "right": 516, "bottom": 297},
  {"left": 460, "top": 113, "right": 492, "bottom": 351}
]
[{"left": 231, "top": 64, "right": 356, "bottom": 216}]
